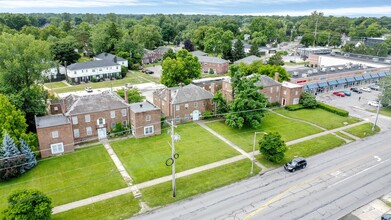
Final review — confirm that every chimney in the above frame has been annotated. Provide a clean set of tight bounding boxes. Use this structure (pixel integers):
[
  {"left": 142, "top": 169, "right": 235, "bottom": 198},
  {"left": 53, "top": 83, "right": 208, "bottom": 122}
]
[
  {"left": 105, "top": 52, "right": 108, "bottom": 56},
  {"left": 114, "top": 56, "right": 117, "bottom": 63},
  {"left": 140, "top": 104, "right": 143, "bottom": 108},
  {"left": 274, "top": 72, "right": 279, "bottom": 82},
  {"left": 124, "top": 88, "right": 128, "bottom": 103}
]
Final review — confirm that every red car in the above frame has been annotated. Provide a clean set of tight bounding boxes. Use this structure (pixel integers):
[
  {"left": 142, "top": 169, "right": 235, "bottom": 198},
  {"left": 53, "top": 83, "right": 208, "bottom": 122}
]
[{"left": 332, "top": 91, "right": 345, "bottom": 97}]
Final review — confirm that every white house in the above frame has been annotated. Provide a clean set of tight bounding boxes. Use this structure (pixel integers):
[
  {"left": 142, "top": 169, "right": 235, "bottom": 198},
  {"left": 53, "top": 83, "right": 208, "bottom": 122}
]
[
  {"left": 95, "top": 52, "right": 128, "bottom": 68},
  {"left": 42, "top": 65, "right": 66, "bottom": 82},
  {"left": 66, "top": 60, "right": 121, "bottom": 83}
]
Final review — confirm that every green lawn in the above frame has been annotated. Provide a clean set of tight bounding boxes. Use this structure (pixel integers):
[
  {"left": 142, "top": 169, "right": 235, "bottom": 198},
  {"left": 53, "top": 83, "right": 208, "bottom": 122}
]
[
  {"left": 256, "top": 134, "right": 346, "bottom": 166},
  {"left": 110, "top": 123, "right": 240, "bottom": 183},
  {"left": 0, "top": 145, "right": 126, "bottom": 211},
  {"left": 273, "top": 108, "right": 361, "bottom": 130},
  {"left": 205, "top": 112, "right": 323, "bottom": 152},
  {"left": 132, "top": 70, "right": 161, "bottom": 83},
  {"left": 52, "top": 194, "right": 140, "bottom": 220},
  {"left": 141, "top": 159, "right": 260, "bottom": 207},
  {"left": 334, "top": 132, "right": 355, "bottom": 141},
  {"left": 44, "top": 81, "right": 69, "bottom": 89},
  {"left": 343, "top": 123, "right": 380, "bottom": 138},
  {"left": 374, "top": 106, "right": 391, "bottom": 117},
  {"left": 52, "top": 72, "right": 152, "bottom": 94}
]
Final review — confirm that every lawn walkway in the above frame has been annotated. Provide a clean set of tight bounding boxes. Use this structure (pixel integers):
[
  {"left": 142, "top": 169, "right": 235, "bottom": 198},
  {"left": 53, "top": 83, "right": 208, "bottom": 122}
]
[{"left": 268, "top": 109, "right": 327, "bottom": 131}]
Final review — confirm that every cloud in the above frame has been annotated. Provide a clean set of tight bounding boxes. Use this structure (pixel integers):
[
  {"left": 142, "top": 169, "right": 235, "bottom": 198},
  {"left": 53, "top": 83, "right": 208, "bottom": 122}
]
[
  {"left": 184, "top": 0, "right": 311, "bottom": 6},
  {"left": 0, "top": 0, "right": 157, "bottom": 8},
  {"left": 239, "top": 6, "right": 391, "bottom": 16}
]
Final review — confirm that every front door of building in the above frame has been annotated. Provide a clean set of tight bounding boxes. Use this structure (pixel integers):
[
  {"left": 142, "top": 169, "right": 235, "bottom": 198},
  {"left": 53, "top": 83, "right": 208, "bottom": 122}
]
[
  {"left": 98, "top": 128, "right": 107, "bottom": 139},
  {"left": 192, "top": 110, "right": 200, "bottom": 121}
]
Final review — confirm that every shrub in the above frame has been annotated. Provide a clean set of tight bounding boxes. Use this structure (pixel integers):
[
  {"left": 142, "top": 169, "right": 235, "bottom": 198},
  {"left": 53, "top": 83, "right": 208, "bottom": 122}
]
[
  {"left": 317, "top": 103, "right": 349, "bottom": 117},
  {"left": 202, "top": 110, "right": 214, "bottom": 119},
  {"left": 285, "top": 104, "right": 304, "bottom": 111},
  {"left": 299, "top": 92, "right": 317, "bottom": 108},
  {"left": 267, "top": 102, "right": 281, "bottom": 108},
  {"left": 91, "top": 76, "right": 97, "bottom": 83}
]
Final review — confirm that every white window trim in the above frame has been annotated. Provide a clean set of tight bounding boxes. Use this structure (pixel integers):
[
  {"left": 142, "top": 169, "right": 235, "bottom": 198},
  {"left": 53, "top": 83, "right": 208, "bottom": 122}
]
[
  {"left": 51, "top": 131, "right": 59, "bottom": 138},
  {"left": 74, "top": 129, "right": 80, "bottom": 138},
  {"left": 110, "top": 111, "right": 116, "bottom": 119},
  {"left": 72, "top": 116, "right": 78, "bottom": 125},
  {"left": 194, "top": 102, "right": 198, "bottom": 108},
  {"left": 121, "top": 109, "right": 127, "bottom": 117},
  {"left": 144, "top": 126, "right": 154, "bottom": 135},
  {"left": 184, "top": 104, "right": 189, "bottom": 109},
  {"left": 86, "top": 127, "right": 92, "bottom": 136},
  {"left": 50, "top": 142, "right": 64, "bottom": 154},
  {"left": 146, "top": 115, "right": 151, "bottom": 122},
  {"left": 85, "top": 114, "right": 91, "bottom": 123},
  {"left": 176, "top": 105, "right": 180, "bottom": 111}
]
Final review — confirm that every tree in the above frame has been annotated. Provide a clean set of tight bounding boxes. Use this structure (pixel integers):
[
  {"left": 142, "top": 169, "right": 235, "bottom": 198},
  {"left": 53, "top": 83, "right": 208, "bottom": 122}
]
[
  {"left": 259, "top": 132, "right": 287, "bottom": 163},
  {"left": 299, "top": 92, "right": 317, "bottom": 108},
  {"left": 0, "top": 94, "right": 28, "bottom": 142},
  {"left": 184, "top": 39, "right": 194, "bottom": 52},
  {"left": 267, "top": 54, "right": 284, "bottom": 66},
  {"left": 163, "top": 48, "right": 176, "bottom": 60},
  {"left": 300, "top": 33, "right": 315, "bottom": 47},
  {"left": 212, "top": 91, "right": 229, "bottom": 114},
  {"left": 2, "top": 190, "right": 52, "bottom": 220},
  {"left": 379, "top": 76, "right": 391, "bottom": 107},
  {"left": 0, "top": 133, "right": 26, "bottom": 181},
  {"left": 258, "top": 65, "right": 291, "bottom": 82},
  {"left": 249, "top": 42, "right": 260, "bottom": 56},
  {"left": 116, "top": 88, "right": 145, "bottom": 103},
  {"left": 225, "top": 69, "right": 268, "bottom": 129},
  {"left": 19, "top": 138, "right": 37, "bottom": 171},
  {"left": 91, "top": 21, "right": 122, "bottom": 53},
  {"left": 232, "top": 40, "right": 245, "bottom": 62},
  {"left": 50, "top": 36, "right": 81, "bottom": 65},
  {"left": 161, "top": 49, "right": 201, "bottom": 87},
  {"left": 0, "top": 33, "right": 51, "bottom": 131},
  {"left": 130, "top": 24, "right": 162, "bottom": 50}
]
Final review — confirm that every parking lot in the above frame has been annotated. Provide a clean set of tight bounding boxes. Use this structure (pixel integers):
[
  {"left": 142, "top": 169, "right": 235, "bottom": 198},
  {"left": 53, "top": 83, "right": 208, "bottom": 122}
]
[{"left": 143, "top": 65, "right": 162, "bottom": 78}]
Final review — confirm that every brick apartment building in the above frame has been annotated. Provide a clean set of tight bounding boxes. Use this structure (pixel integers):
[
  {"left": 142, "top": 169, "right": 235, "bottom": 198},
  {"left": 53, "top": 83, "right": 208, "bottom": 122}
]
[
  {"left": 36, "top": 91, "right": 161, "bottom": 158},
  {"left": 153, "top": 84, "right": 215, "bottom": 123},
  {"left": 191, "top": 51, "right": 229, "bottom": 75},
  {"left": 129, "top": 101, "right": 162, "bottom": 138}
]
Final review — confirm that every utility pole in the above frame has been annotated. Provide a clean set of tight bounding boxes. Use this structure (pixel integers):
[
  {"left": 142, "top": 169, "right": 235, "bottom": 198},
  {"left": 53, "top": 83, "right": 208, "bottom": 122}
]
[{"left": 170, "top": 119, "right": 176, "bottom": 197}]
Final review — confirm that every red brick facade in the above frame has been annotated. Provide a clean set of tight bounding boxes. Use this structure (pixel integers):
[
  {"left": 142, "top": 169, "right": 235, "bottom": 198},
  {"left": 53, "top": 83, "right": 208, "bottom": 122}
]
[{"left": 129, "top": 101, "right": 162, "bottom": 138}]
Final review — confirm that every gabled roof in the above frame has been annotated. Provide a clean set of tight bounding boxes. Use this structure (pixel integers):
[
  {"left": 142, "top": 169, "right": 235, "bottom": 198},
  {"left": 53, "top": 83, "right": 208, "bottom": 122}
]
[
  {"left": 67, "top": 60, "right": 120, "bottom": 71},
  {"left": 234, "top": 55, "right": 263, "bottom": 64},
  {"left": 129, "top": 101, "right": 159, "bottom": 113},
  {"left": 191, "top": 51, "right": 208, "bottom": 56},
  {"left": 95, "top": 52, "right": 126, "bottom": 62},
  {"left": 255, "top": 75, "right": 281, "bottom": 87},
  {"left": 195, "top": 55, "right": 228, "bottom": 64},
  {"left": 36, "top": 114, "right": 70, "bottom": 129},
  {"left": 66, "top": 91, "right": 129, "bottom": 115},
  {"left": 154, "top": 84, "right": 213, "bottom": 104}
]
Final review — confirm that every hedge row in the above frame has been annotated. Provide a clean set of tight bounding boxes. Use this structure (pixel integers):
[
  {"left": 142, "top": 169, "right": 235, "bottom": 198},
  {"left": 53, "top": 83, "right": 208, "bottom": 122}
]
[
  {"left": 317, "top": 103, "right": 349, "bottom": 117},
  {"left": 285, "top": 104, "right": 304, "bottom": 111}
]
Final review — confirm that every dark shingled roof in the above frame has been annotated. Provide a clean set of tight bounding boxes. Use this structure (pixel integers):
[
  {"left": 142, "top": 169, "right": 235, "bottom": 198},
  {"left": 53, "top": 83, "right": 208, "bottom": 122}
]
[
  {"left": 234, "top": 55, "right": 263, "bottom": 64},
  {"left": 67, "top": 60, "right": 120, "bottom": 71},
  {"left": 95, "top": 52, "right": 126, "bottom": 62},
  {"left": 191, "top": 51, "right": 208, "bottom": 56},
  {"left": 66, "top": 92, "right": 129, "bottom": 115},
  {"left": 129, "top": 101, "right": 159, "bottom": 113},
  {"left": 155, "top": 84, "right": 213, "bottom": 104},
  {"left": 36, "top": 114, "right": 70, "bottom": 128},
  {"left": 194, "top": 55, "right": 228, "bottom": 64},
  {"left": 255, "top": 75, "right": 281, "bottom": 87}
]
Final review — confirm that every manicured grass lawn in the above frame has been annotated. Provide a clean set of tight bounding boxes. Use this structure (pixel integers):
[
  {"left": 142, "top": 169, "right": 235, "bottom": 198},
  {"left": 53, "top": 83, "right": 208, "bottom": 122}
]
[
  {"left": 373, "top": 106, "right": 391, "bottom": 117},
  {"left": 205, "top": 112, "right": 323, "bottom": 152},
  {"left": 0, "top": 145, "right": 126, "bottom": 211},
  {"left": 343, "top": 123, "right": 380, "bottom": 138},
  {"left": 52, "top": 194, "right": 140, "bottom": 220},
  {"left": 334, "top": 132, "right": 355, "bottom": 141},
  {"left": 274, "top": 108, "right": 361, "bottom": 130},
  {"left": 44, "top": 81, "right": 69, "bottom": 89},
  {"left": 141, "top": 159, "right": 260, "bottom": 207},
  {"left": 110, "top": 123, "right": 240, "bottom": 183},
  {"left": 52, "top": 72, "right": 151, "bottom": 94},
  {"left": 256, "top": 134, "right": 346, "bottom": 167},
  {"left": 132, "top": 70, "right": 161, "bottom": 83}
]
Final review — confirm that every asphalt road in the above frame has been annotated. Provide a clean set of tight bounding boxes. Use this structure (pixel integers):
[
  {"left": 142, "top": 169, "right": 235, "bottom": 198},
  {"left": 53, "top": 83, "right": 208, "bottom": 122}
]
[{"left": 132, "top": 131, "right": 391, "bottom": 220}]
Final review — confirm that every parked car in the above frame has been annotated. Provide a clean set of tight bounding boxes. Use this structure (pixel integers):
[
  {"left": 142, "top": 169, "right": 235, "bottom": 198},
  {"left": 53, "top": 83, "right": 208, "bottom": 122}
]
[
  {"left": 369, "top": 84, "right": 380, "bottom": 90},
  {"left": 145, "top": 70, "right": 154, "bottom": 74},
  {"left": 333, "top": 91, "right": 345, "bottom": 97},
  {"left": 342, "top": 91, "right": 351, "bottom": 96},
  {"left": 381, "top": 214, "right": 391, "bottom": 220},
  {"left": 284, "top": 157, "right": 307, "bottom": 172},
  {"left": 85, "top": 87, "right": 93, "bottom": 93},
  {"left": 350, "top": 87, "right": 362, "bottom": 94},
  {"left": 368, "top": 101, "right": 382, "bottom": 107},
  {"left": 360, "top": 87, "right": 371, "bottom": 92},
  {"left": 337, "top": 66, "right": 344, "bottom": 70}
]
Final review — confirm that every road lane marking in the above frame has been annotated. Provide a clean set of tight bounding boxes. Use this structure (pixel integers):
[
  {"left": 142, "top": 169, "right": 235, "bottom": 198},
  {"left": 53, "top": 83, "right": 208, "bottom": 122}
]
[
  {"left": 244, "top": 147, "right": 391, "bottom": 220},
  {"left": 328, "top": 159, "right": 389, "bottom": 188},
  {"left": 374, "top": 156, "right": 381, "bottom": 161}
]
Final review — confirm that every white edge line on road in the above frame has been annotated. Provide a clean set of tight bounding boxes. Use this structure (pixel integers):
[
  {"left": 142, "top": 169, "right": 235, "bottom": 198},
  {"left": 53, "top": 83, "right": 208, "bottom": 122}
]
[{"left": 328, "top": 159, "right": 389, "bottom": 188}]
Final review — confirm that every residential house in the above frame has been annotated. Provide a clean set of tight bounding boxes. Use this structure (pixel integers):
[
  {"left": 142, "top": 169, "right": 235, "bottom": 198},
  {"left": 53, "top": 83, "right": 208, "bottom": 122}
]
[
  {"left": 141, "top": 46, "right": 171, "bottom": 65},
  {"left": 255, "top": 75, "right": 282, "bottom": 104},
  {"left": 232, "top": 39, "right": 252, "bottom": 53},
  {"left": 280, "top": 81, "right": 303, "bottom": 106},
  {"left": 36, "top": 91, "right": 161, "bottom": 158},
  {"left": 194, "top": 55, "right": 229, "bottom": 74},
  {"left": 191, "top": 51, "right": 208, "bottom": 57},
  {"left": 129, "top": 101, "right": 161, "bottom": 138},
  {"left": 42, "top": 65, "right": 66, "bottom": 82},
  {"left": 153, "top": 84, "right": 215, "bottom": 123},
  {"left": 66, "top": 60, "right": 121, "bottom": 83},
  {"left": 192, "top": 76, "right": 229, "bottom": 94},
  {"left": 234, "top": 55, "right": 263, "bottom": 65},
  {"left": 95, "top": 52, "right": 128, "bottom": 68}
]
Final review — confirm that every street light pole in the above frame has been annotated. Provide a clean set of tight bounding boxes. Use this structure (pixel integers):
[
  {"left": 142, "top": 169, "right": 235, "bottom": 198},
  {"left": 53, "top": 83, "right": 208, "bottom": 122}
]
[
  {"left": 373, "top": 80, "right": 390, "bottom": 131},
  {"left": 171, "top": 119, "right": 176, "bottom": 197},
  {"left": 251, "top": 132, "right": 267, "bottom": 175}
]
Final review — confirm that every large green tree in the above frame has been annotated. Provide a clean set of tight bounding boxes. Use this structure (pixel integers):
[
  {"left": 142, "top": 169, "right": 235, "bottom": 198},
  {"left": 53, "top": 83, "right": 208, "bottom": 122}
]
[
  {"left": 0, "top": 33, "right": 51, "bottom": 131},
  {"left": 2, "top": 190, "right": 52, "bottom": 220},
  {"left": 130, "top": 24, "right": 162, "bottom": 50},
  {"left": 379, "top": 76, "right": 391, "bottom": 107},
  {"left": 259, "top": 132, "right": 287, "bottom": 163},
  {"left": 161, "top": 49, "right": 201, "bottom": 87},
  {"left": 225, "top": 68, "right": 268, "bottom": 129},
  {"left": 232, "top": 40, "right": 245, "bottom": 62},
  {"left": 50, "top": 36, "right": 81, "bottom": 65}
]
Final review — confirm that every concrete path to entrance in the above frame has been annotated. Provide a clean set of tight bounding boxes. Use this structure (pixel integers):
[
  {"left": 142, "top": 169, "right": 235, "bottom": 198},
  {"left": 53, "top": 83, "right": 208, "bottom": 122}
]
[{"left": 196, "top": 121, "right": 266, "bottom": 171}]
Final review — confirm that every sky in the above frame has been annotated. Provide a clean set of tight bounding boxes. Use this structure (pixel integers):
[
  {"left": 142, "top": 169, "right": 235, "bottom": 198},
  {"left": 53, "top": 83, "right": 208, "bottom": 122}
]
[{"left": 0, "top": 0, "right": 391, "bottom": 17}]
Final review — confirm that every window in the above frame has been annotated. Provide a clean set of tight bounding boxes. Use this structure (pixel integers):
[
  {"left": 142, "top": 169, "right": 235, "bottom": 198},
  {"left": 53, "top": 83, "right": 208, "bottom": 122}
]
[
  {"left": 121, "top": 109, "right": 127, "bottom": 117},
  {"left": 51, "top": 131, "right": 59, "bottom": 138},
  {"left": 50, "top": 143, "right": 64, "bottom": 154},
  {"left": 146, "top": 115, "right": 151, "bottom": 121},
  {"left": 86, "top": 127, "right": 92, "bottom": 136},
  {"left": 270, "top": 87, "right": 273, "bottom": 93},
  {"left": 74, "top": 129, "right": 80, "bottom": 138},
  {"left": 110, "top": 111, "right": 115, "bottom": 118},
  {"left": 283, "top": 91, "right": 287, "bottom": 95},
  {"left": 144, "top": 126, "right": 154, "bottom": 135},
  {"left": 123, "top": 121, "right": 127, "bottom": 127},
  {"left": 293, "top": 98, "right": 300, "bottom": 104},
  {"left": 295, "top": 91, "right": 298, "bottom": 96},
  {"left": 53, "top": 106, "right": 59, "bottom": 111},
  {"left": 97, "top": 118, "right": 105, "bottom": 126},
  {"left": 85, "top": 114, "right": 90, "bottom": 122},
  {"left": 203, "top": 101, "right": 206, "bottom": 106},
  {"left": 176, "top": 105, "right": 180, "bottom": 111},
  {"left": 111, "top": 122, "right": 116, "bottom": 129},
  {"left": 194, "top": 102, "right": 198, "bottom": 108},
  {"left": 72, "top": 116, "right": 78, "bottom": 124},
  {"left": 184, "top": 114, "right": 190, "bottom": 120}
]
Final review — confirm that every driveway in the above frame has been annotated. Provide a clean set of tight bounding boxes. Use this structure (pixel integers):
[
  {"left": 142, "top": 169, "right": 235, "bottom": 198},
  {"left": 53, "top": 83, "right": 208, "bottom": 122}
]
[{"left": 144, "top": 65, "right": 162, "bottom": 78}]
